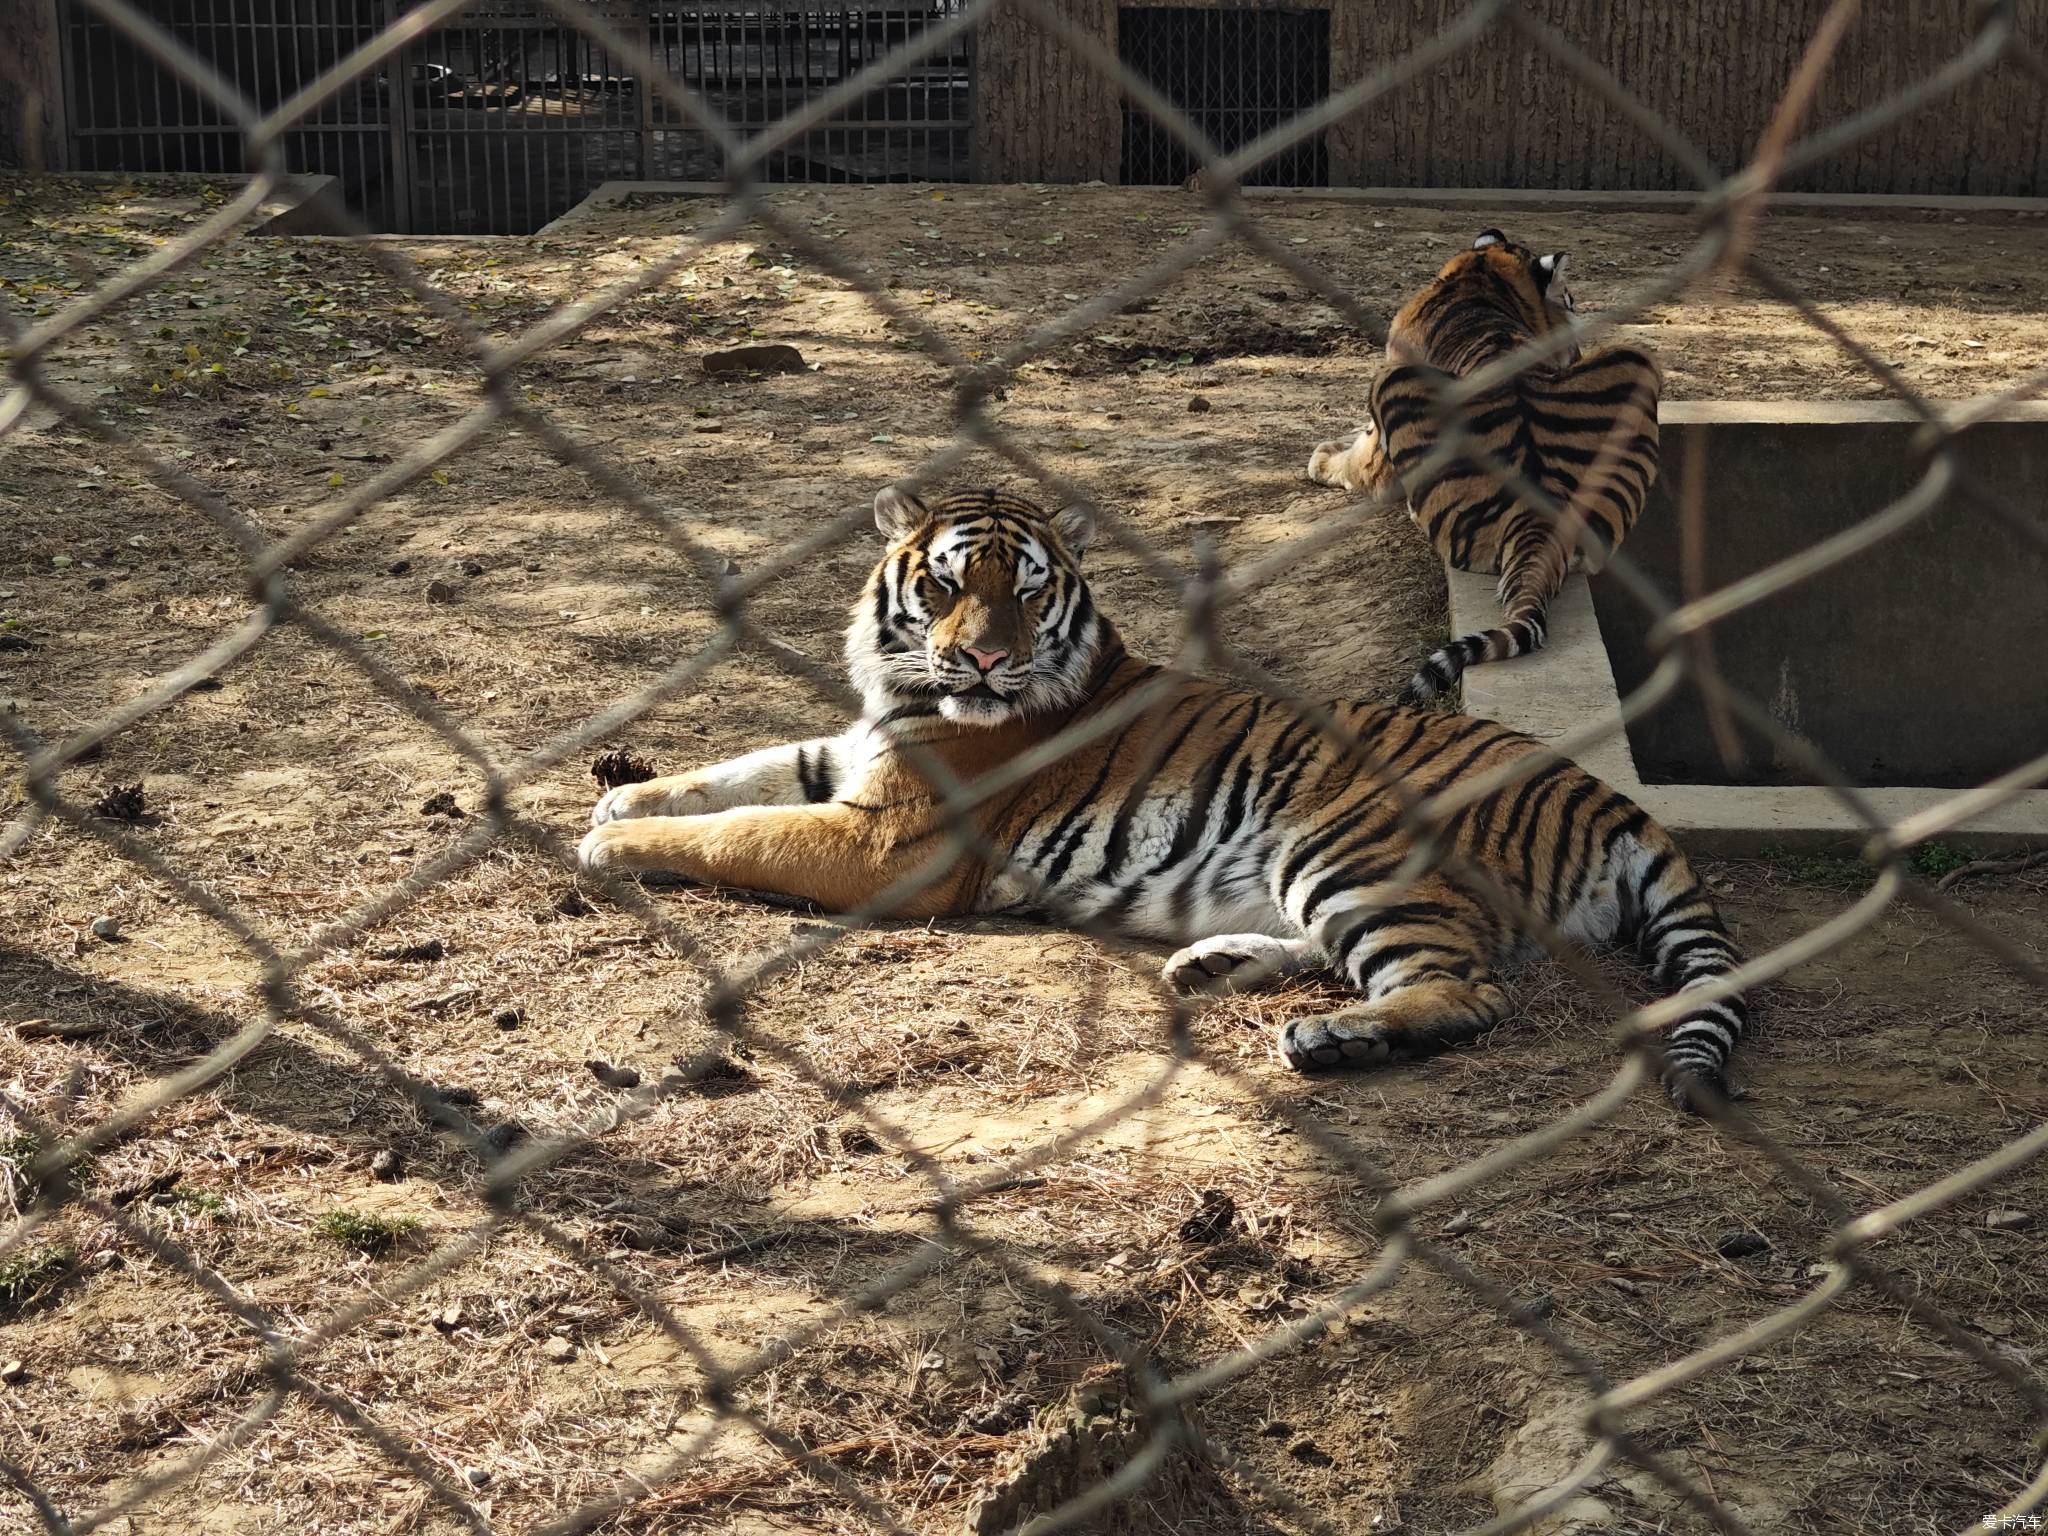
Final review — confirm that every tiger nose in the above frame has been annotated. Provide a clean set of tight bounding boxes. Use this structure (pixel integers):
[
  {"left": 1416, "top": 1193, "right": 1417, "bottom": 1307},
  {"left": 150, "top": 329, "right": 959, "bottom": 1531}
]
[{"left": 962, "top": 645, "right": 1009, "bottom": 673}]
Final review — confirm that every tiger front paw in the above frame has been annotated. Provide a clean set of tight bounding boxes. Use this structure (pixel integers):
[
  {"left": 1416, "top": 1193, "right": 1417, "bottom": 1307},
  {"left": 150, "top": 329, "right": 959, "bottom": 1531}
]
[
  {"left": 590, "top": 775, "right": 709, "bottom": 827},
  {"left": 1163, "top": 934, "right": 1302, "bottom": 995},
  {"left": 1306, "top": 437, "right": 1356, "bottom": 489},
  {"left": 1277, "top": 1012, "right": 1426, "bottom": 1072},
  {"left": 577, "top": 821, "right": 627, "bottom": 872}
]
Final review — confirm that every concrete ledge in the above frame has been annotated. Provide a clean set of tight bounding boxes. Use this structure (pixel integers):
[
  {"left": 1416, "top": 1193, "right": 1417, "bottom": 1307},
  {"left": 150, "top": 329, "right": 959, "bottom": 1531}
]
[
  {"left": 1452, "top": 572, "right": 2048, "bottom": 855},
  {"left": 53, "top": 170, "right": 349, "bottom": 235},
  {"left": 542, "top": 179, "right": 2048, "bottom": 237},
  {"left": 1239, "top": 186, "right": 2048, "bottom": 222}
]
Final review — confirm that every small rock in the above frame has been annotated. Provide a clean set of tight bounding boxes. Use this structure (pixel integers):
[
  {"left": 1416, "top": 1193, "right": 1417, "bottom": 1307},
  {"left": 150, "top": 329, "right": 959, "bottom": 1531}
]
[
  {"left": 1187, "top": 395, "right": 1212, "bottom": 413},
  {"left": 838, "top": 1125, "right": 880, "bottom": 1156},
  {"left": 419, "top": 791, "right": 464, "bottom": 819},
  {"left": 88, "top": 915, "right": 122, "bottom": 942},
  {"left": 586, "top": 1059, "right": 641, "bottom": 1090},
  {"left": 1257, "top": 1419, "right": 1293, "bottom": 1438},
  {"left": 459, "top": 559, "right": 485, "bottom": 578},
  {"left": 679, "top": 1055, "right": 756, "bottom": 1097},
  {"left": 436, "top": 1084, "right": 483, "bottom": 1108},
  {"left": 1443, "top": 1208, "right": 1478, "bottom": 1236},
  {"left": 92, "top": 782, "right": 147, "bottom": 822},
  {"left": 702, "top": 343, "right": 808, "bottom": 376},
  {"left": 369, "top": 1148, "right": 404, "bottom": 1182},
  {"left": 1715, "top": 1230, "right": 1772, "bottom": 1259},
  {"left": 424, "top": 578, "right": 457, "bottom": 604},
  {"left": 0, "top": 1360, "right": 24, "bottom": 1384},
  {"left": 376, "top": 937, "right": 447, "bottom": 963},
  {"left": 541, "top": 1334, "right": 576, "bottom": 1363},
  {"left": 1177, "top": 1189, "right": 1236, "bottom": 1245},
  {"left": 387, "top": 558, "right": 413, "bottom": 576},
  {"left": 591, "top": 749, "right": 656, "bottom": 790},
  {"left": 1286, "top": 1436, "right": 1332, "bottom": 1466},
  {"left": 963, "top": 1393, "right": 1032, "bottom": 1434},
  {"left": 483, "top": 1122, "right": 525, "bottom": 1156},
  {"left": 690, "top": 419, "right": 724, "bottom": 433},
  {"left": 493, "top": 1007, "right": 523, "bottom": 1030},
  {"left": 464, "top": 1467, "right": 491, "bottom": 1490},
  {"left": 1987, "top": 1208, "right": 2035, "bottom": 1232}
]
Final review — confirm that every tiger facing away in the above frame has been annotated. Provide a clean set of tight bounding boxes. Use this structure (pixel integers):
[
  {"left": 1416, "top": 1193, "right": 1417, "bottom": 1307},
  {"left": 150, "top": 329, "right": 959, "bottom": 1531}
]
[
  {"left": 580, "top": 486, "right": 1745, "bottom": 1111},
  {"left": 1308, "top": 229, "right": 1662, "bottom": 705}
]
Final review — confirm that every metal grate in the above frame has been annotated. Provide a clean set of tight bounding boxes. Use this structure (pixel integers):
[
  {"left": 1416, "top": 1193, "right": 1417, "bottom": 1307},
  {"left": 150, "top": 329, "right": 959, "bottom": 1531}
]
[
  {"left": 1118, "top": 3, "right": 1328, "bottom": 187},
  {"left": 60, "top": 0, "right": 397, "bottom": 227},
  {"left": 650, "top": 4, "right": 974, "bottom": 186},
  {"left": 56, "top": 0, "right": 975, "bottom": 234}
]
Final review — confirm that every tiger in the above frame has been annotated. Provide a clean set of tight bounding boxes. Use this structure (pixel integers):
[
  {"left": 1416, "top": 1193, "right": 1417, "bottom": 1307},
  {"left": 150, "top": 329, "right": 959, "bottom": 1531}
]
[
  {"left": 580, "top": 486, "right": 1746, "bottom": 1111},
  {"left": 1308, "top": 229, "right": 1663, "bottom": 706}
]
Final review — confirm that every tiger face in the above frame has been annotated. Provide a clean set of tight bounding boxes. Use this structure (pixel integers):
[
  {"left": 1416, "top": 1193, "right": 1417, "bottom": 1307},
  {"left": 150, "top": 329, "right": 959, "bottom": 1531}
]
[{"left": 847, "top": 487, "right": 1104, "bottom": 724}]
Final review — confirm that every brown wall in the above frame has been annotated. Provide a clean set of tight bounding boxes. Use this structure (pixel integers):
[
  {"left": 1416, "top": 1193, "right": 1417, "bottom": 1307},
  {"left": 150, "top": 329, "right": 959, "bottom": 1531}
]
[
  {"left": 977, "top": 0, "right": 2048, "bottom": 195},
  {"left": 0, "top": 0, "right": 66, "bottom": 171}
]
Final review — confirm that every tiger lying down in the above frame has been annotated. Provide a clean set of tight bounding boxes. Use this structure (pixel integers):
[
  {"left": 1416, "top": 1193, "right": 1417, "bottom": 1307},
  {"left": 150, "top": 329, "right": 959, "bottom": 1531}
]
[
  {"left": 1309, "top": 228, "right": 1662, "bottom": 706},
  {"left": 580, "top": 486, "right": 1745, "bottom": 1110}
]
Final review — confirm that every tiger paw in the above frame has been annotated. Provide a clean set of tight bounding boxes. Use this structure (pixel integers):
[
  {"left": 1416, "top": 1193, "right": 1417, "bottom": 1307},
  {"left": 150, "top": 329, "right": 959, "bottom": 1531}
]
[
  {"left": 590, "top": 776, "right": 705, "bottom": 826},
  {"left": 1163, "top": 934, "right": 1301, "bottom": 995},
  {"left": 1306, "top": 438, "right": 1354, "bottom": 488},
  {"left": 1279, "top": 1014, "right": 1401, "bottom": 1071},
  {"left": 577, "top": 822, "right": 629, "bottom": 872}
]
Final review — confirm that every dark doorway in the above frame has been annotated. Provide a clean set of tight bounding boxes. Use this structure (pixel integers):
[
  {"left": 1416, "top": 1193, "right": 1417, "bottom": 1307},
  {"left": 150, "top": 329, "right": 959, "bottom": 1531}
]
[{"left": 1117, "top": 5, "right": 1329, "bottom": 187}]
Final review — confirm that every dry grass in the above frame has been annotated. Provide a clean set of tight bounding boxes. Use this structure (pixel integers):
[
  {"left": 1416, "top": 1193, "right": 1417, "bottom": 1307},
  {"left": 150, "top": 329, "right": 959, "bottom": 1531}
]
[{"left": 0, "top": 175, "right": 2045, "bottom": 1533}]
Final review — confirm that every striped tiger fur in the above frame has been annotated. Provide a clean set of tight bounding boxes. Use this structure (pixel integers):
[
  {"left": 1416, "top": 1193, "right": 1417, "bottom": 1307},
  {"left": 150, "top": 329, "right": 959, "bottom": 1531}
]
[
  {"left": 1310, "top": 229, "right": 1662, "bottom": 705},
  {"left": 580, "top": 486, "right": 1746, "bottom": 1110}
]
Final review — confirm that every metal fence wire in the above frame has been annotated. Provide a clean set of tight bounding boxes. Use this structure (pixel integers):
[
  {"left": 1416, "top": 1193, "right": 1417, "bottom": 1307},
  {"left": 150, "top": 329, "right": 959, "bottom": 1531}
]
[{"left": 5, "top": 0, "right": 2048, "bottom": 1532}]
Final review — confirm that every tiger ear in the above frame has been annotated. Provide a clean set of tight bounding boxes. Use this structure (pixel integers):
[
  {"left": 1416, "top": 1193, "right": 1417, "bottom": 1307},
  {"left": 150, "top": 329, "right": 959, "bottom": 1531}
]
[
  {"left": 1473, "top": 228, "right": 1506, "bottom": 250},
  {"left": 873, "top": 486, "right": 928, "bottom": 540},
  {"left": 1534, "top": 251, "right": 1568, "bottom": 288},
  {"left": 1051, "top": 503, "right": 1097, "bottom": 556}
]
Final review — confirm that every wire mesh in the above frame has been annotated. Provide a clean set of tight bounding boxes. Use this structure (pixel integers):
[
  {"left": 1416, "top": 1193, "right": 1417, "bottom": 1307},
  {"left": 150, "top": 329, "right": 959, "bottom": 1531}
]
[{"left": 4, "top": 0, "right": 2048, "bottom": 1532}]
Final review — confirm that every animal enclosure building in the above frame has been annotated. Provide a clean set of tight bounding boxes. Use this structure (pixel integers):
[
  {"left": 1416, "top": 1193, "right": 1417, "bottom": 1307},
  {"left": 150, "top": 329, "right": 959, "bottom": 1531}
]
[{"left": 5, "top": 1, "right": 2046, "bottom": 233}]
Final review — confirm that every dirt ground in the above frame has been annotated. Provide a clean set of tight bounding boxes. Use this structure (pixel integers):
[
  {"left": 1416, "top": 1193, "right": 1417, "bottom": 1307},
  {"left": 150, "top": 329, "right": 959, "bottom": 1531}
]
[{"left": 2, "top": 175, "right": 2046, "bottom": 1535}]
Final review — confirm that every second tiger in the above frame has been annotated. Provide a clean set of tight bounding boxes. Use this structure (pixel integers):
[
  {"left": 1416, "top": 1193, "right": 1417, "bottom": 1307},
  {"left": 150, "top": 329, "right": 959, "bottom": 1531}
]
[{"left": 1309, "top": 229, "right": 1662, "bottom": 705}]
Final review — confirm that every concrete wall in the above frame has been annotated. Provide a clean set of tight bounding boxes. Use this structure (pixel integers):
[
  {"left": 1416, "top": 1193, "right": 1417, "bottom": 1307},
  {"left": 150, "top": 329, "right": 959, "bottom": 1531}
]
[
  {"left": 976, "top": 0, "right": 2048, "bottom": 194},
  {"left": 1590, "top": 402, "right": 2048, "bottom": 791}
]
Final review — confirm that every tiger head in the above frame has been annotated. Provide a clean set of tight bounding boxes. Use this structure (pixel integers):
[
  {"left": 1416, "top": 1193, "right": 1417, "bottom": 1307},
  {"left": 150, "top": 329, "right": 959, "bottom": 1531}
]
[
  {"left": 847, "top": 486, "right": 1107, "bottom": 725},
  {"left": 1456, "top": 227, "right": 1575, "bottom": 332}
]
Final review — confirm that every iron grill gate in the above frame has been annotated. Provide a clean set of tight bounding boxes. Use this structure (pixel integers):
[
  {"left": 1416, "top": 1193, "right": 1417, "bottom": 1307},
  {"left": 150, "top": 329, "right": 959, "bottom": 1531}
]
[
  {"left": 59, "top": 0, "right": 397, "bottom": 229},
  {"left": 56, "top": 0, "right": 976, "bottom": 234},
  {"left": 1117, "top": 3, "right": 1329, "bottom": 187}
]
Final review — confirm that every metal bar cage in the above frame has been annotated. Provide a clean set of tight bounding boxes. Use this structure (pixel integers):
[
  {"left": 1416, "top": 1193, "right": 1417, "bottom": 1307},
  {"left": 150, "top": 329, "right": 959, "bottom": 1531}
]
[
  {"left": 54, "top": 0, "right": 976, "bottom": 232},
  {"left": 4, "top": 0, "right": 2048, "bottom": 1532}
]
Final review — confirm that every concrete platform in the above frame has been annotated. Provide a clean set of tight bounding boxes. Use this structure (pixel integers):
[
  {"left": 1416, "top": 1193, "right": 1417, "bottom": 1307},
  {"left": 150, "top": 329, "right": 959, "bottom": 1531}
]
[
  {"left": 59, "top": 170, "right": 348, "bottom": 235},
  {"left": 544, "top": 179, "right": 2048, "bottom": 229},
  {"left": 1450, "top": 402, "right": 2048, "bottom": 855}
]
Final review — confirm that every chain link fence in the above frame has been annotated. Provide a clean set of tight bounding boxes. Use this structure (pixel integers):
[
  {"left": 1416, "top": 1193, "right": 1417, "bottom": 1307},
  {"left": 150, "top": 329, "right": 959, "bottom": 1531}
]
[{"left": 4, "top": 0, "right": 2047, "bottom": 1531}]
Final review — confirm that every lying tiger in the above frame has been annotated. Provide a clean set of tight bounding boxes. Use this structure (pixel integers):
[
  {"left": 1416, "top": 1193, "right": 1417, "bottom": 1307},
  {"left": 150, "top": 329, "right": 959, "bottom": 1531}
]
[
  {"left": 581, "top": 486, "right": 1744, "bottom": 1110},
  {"left": 1310, "top": 229, "right": 1662, "bottom": 705}
]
